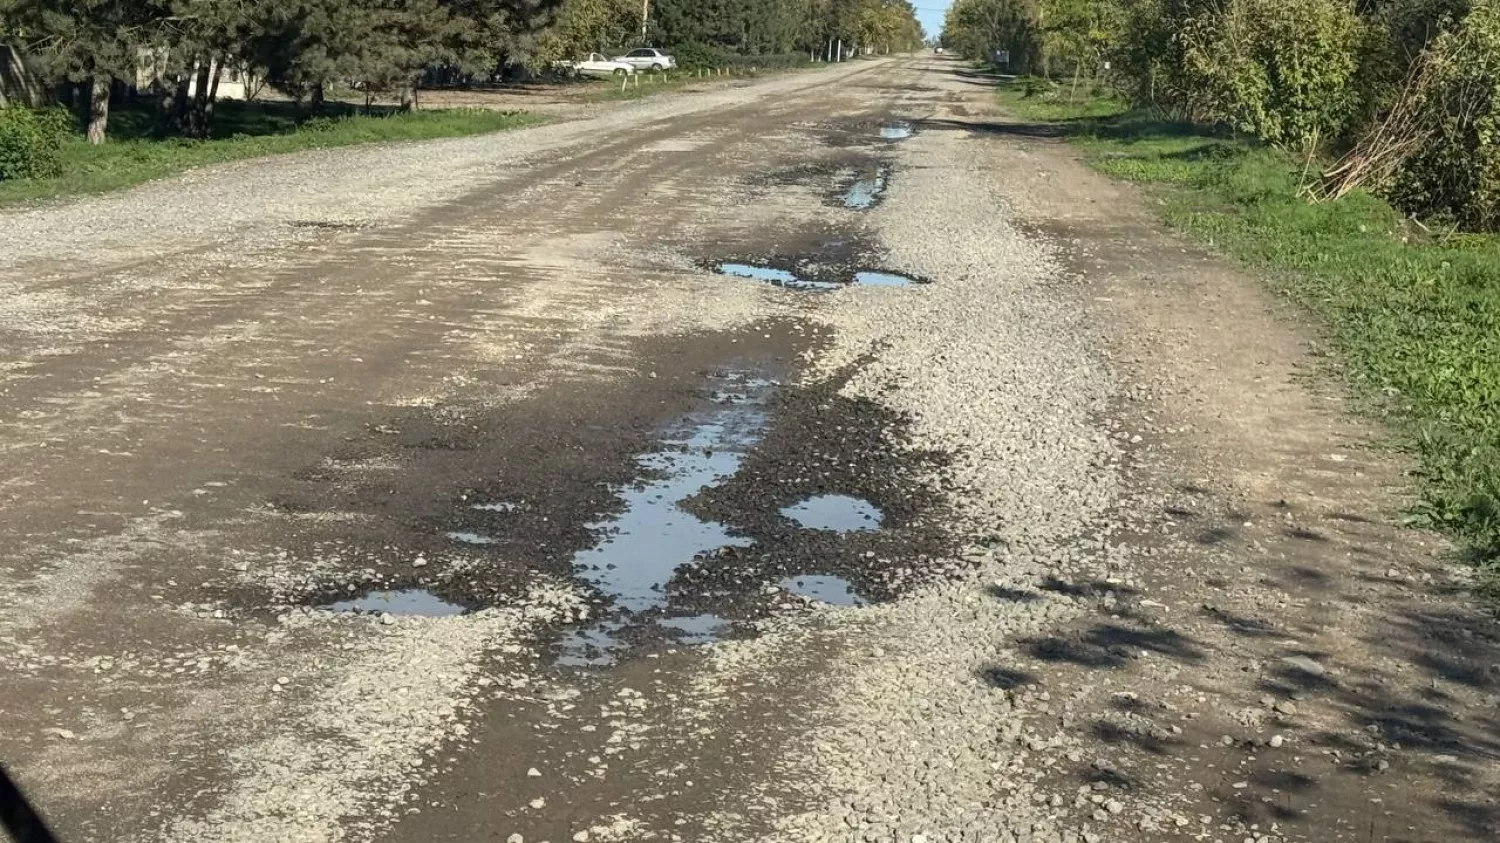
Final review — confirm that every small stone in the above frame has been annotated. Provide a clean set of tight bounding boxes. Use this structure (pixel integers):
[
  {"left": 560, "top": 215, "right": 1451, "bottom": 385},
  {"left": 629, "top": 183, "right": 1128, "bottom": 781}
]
[
  {"left": 1274, "top": 701, "right": 1297, "bottom": 715},
  {"left": 527, "top": 767, "right": 542, "bottom": 777},
  {"left": 572, "top": 832, "right": 590, "bottom": 842},
  {"left": 276, "top": 676, "right": 290, "bottom": 686},
  {"left": 1106, "top": 799, "right": 1125, "bottom": 814},
  {"left": 413, "top": 556, "right": 429, "bottom": 568},
  {"left": 1280, "top": 656, "right": 1325, "bottom": 677},
  {"left": 529, "top": 797, "right": 545, "bottom": 810},
  {"left": 1220, "top": 735, "right": 1235, "bottom": 746},
  {"left": 44, "top": 727, "right": 76, "bottom": 740},
  {"left": 1376, "top": 759, "right": 1390, "bottom": 772},
  {"left": 507, "top": 836, "right": 523, "bottom": 843},
  {"left": 380, "top": 613, "right": 396, "bottom": 626},
  {"left": 912, "top": 836, "right": 930, "bottom": 843},
  {"left": 1269, "top": 734, "right": 1285, "bottom": 748}
]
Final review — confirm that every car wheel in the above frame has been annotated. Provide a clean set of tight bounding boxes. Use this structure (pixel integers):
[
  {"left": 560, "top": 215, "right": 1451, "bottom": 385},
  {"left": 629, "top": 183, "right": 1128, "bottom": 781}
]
[
  {"left": 651, "top": 63, "right": 664, "bottom": 72},
  {"left": 614, "top": 68, "right": 627, "bottom": 76}
]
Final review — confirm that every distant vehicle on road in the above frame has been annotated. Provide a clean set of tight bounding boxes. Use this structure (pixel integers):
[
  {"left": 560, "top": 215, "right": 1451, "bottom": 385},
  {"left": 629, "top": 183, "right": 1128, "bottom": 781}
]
[
  {"left": 613, "top": 48, "right": 677, "bottom": 72},
  {"left": 556, "top": 53, "right": 636, "bottom": 77}
]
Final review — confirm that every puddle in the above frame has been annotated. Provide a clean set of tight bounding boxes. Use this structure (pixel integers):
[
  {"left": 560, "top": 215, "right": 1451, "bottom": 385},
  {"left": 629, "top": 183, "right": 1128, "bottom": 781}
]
[
  {"left": 328, "top": 588, "right": 466, "bottom": 617},
  {"left": 470, "top": 501, "right": 519, "bottom": 513},
  {"left": 716, "top": 262, "right": 840, "bottom": 292},
  {"left": 560, "top": 372, "right": 775, "bottom": 665},
  {"left": 447, "top": 530, "right": 498, "bottom": 545},
  {"left": 843, "top": 167, "right": 888, "bottom": 209},
  {"left": 781, "top": 494, "right": 884, "bottom": 532},
  {"left": 659, "top": 613, "right": 729, "bottom": 643},
  {"left": 853, "top": 271, "right": 921, "bottom": 287},
  {"left": 556, "top": 621, "right": 628, "bottom": 667},
  {"left": 779, "top": 575, "right": 865, "bottom": 606},
  {"left": 880, "top": 123, "right": 914, "bottom": 141}
]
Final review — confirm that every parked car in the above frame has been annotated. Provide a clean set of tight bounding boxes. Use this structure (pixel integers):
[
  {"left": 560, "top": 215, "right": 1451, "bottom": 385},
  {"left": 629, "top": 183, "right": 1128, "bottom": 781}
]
[
  {"left": 555, "top": 53, "right": 636, "bottom": 77},
  {"left": 612, "top": 48, "right": 677, "bottom": 72}
]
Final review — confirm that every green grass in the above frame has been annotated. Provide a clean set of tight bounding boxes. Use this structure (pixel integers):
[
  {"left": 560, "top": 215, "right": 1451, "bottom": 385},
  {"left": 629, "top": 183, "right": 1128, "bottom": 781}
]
[
  {"left": 998, "top": 77, "right": 1500, "bottom": 586},
  {"left": 0, "top": 100, "right": 542, "bottom": 205}
]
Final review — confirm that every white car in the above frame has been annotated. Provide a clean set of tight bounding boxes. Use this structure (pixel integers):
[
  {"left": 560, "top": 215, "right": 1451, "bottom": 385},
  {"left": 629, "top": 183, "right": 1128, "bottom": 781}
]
[
  {"left": 612, "top": 48, "right": 677, "bottom": 72},
  {"left": 556, "top": 53, "right": 635, "bottom": 77}
]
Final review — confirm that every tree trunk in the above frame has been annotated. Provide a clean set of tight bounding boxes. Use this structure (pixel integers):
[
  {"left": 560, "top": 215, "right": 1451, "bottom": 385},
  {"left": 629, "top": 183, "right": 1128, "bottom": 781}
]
[
  {"left": 399, "top": 84, "right": 416, "bottom": 112},
  {"left": 85, "top": 75, "right": 110, "bottom": 145},
  {"left": 171, "top": 73, "right": 192, "bottom": 132},
  {"left": 310, "top": 83, "right": 326, "bottom": 111},
  {"left": 187, "top": 59, "right": 213, "bottom": 137}
]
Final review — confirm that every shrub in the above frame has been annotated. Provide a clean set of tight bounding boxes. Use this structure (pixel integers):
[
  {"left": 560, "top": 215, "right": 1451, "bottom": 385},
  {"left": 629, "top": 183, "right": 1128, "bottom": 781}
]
[
  {"left": 1390, "top": 0, "right": 1500, "bottom": 229},
  {"left": 1179, "top": 0, "right": 1361, "bottom": 149},
  {"left": 0, "top": 107, "right": 72, "bottom": 181}
]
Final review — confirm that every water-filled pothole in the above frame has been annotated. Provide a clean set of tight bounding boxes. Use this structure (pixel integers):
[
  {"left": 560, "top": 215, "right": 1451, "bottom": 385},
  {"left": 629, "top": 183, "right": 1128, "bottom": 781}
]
[
  {"left": 843, "top": 167, "right": 888, "bottom": 209},
  {"left": 779, "top": 575, "right": 865, "bottom": 606},
  {"left": 560, "top": 372, "right": 776, "bottom": 665},
  {"left": 714, "top": 262, "right": 926, "bottom": 292},
  {"left": 781, "top": 494, "right": 884, "bottom": 532},
  {"left": 447, "top": 530, "right": 498, "bottom": 545},
  {"left": 880, "top": 123, "right": 914, "bottom": 141},
  {"left": 853, "top": 271, "right": 921, "bottom": 287},
  {"left": 328, "top": 588, "right": 466, "bottom": 617},
  {"left": 716, "top": 263, "right": 840, "bottom": 292}
]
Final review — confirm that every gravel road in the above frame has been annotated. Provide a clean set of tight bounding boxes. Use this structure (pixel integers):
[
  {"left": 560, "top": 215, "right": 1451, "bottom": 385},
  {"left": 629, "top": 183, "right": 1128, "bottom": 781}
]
[{"left": 2, "top": 57, "right": 1497, "bottom": 843}]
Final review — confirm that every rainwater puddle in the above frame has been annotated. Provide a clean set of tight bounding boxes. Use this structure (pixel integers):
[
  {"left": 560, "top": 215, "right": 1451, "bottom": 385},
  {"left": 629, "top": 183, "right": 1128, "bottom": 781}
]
[
  {"left": 560, "top": 373, "right": 775, "bottom": 665},
  {"left": 328, "top": 588, "right": 466, "bottom": 617},
  {"left": 447, "top": 531, "right": 498, "bottom": 545},
  {"left": 716, "top": 263, "right": 839, "bottom": 292},
  {"left": 780, "top": 575, "right": 865, "bottom": 606},
  {"left": 470, "top": 501, "right": 519, "bottom": 513},
  {"left": 781, "top": 494, "right": 884, "bottom": 532},
  {"left": 843, "top": 168, "right": 888, "bottom": 209},
  {"left": 853, "top": 271, "right": 921, "bottom": 287},
  {"left": 659, "top": 613, "right": 729, "bottom": 643},
  {"left": 880, "top": 123, "right": 914, "bottom": 141}
]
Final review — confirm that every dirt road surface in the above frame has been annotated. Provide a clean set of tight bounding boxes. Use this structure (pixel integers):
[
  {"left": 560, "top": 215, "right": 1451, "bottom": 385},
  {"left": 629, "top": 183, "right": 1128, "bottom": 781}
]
[{"left": 2, "top": 57, "right": 1497, "bottom": 843}]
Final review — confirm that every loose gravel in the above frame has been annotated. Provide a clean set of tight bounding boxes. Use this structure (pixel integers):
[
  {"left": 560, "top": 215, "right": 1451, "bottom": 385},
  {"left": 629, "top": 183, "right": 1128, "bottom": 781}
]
[{"left": 679, "top": 114, "right": 1125, "bottom": 842}]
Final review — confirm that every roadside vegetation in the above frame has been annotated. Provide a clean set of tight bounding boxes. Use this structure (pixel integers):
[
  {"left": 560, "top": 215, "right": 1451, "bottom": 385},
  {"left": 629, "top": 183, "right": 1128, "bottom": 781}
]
[
  {"left": 0, "top": 102, "right": 537, "bottom": 204},
  {"left": 945, "top": 0, "right": 1500, "bottom": 584}
]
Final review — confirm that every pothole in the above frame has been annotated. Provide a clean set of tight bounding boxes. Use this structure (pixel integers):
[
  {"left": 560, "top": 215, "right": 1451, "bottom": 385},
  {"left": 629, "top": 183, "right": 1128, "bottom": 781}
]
[
  {"left": 880, "top": 122, "right": 914, "bottom": 141},
  {"left": 779, "top": 575, "right": 865, "bottom": 606},
  {"left": 853, "top": 271, "right": 922, "bottom": 287},
  {"left": 328, "top": 588, "right": 466, "bottom": 617},
  {"left": 843, "top": 167, "right": 889, "bottom": 209},
  {"left": 446, "top": 530, "right": 498, "bottom": 545},
  {"left": 781, "top": 494, "right": 884, "bottom": 532},
  {"left": 560, "top": 371, "right": 776, "bottom": 665},
  {"left": 713, "top": 262, "right": 927, "bottom": 292},
  {"left": 715, "top": 262, "right": 840, "bottom": 292}
]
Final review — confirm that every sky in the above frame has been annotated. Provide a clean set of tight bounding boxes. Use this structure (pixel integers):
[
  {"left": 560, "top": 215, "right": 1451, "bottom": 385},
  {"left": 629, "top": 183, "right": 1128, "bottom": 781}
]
[{"left": 912, "top": 1, "right": 952, "bottom": 40}]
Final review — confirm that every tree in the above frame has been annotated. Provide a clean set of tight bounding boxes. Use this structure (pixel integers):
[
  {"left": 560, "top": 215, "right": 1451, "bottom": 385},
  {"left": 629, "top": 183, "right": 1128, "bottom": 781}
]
[{"left": 9, "top": 0, "right": 169, "bottom": 143}]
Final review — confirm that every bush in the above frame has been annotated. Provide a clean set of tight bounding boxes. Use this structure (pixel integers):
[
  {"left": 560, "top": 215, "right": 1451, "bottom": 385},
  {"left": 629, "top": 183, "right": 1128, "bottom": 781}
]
[
  {"left": 1390, "top": 1, "right": 1500, "bottom": 229},
  {"left": 0, "top": 107, "right": 72, "bottom": 181},
  {"left": 1179, "top": 0, "right": 1361, "bottom": 149}
]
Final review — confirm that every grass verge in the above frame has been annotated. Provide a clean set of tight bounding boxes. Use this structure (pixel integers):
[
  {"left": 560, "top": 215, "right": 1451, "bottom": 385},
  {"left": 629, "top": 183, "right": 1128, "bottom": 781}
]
[
  {"left": 0, "top": 101, "right": 541, "bottom": 206},
  {"left": 997, "top": 77, "right": 1500, "bottom": 587}
]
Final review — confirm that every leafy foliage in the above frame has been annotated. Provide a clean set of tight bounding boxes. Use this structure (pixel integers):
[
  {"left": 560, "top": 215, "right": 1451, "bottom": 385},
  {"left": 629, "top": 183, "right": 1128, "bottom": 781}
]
[
  {"left": 0, "top": 105, "right": 69, "bottom": 178},
  {"left": 1389, "top": 0, "right": 1500, "bottom": 228}
]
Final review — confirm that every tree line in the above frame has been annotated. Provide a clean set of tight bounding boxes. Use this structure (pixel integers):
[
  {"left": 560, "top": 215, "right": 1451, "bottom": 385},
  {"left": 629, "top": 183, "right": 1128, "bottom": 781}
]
[
  {"left": 534, "top": 0, "right": 923, "bottom": 67},
  {"left": 942, "top": 0, "right": 1500, "bottom": 232},
  {"left": 0, "top": 0, "right": 921, "bottom": 146}
]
